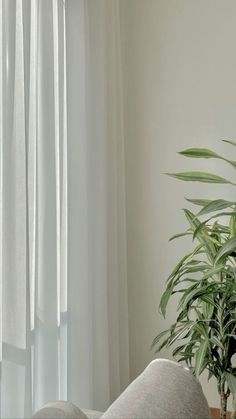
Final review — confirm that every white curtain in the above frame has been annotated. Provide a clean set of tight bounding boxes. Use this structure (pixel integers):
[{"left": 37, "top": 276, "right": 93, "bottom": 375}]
[{"left": 0, "top": 0, "right": 130, "bottom": 417}]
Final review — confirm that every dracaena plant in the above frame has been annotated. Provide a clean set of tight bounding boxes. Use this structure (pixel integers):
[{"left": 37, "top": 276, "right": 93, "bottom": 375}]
[{"left": 152, "top": 141, "right": 236, "bottom": 419}]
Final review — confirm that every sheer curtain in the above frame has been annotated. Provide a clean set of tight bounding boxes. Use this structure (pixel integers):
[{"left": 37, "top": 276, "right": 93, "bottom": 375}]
[{"left": 0, "top": 0, "right": 130, "bottom": 417}]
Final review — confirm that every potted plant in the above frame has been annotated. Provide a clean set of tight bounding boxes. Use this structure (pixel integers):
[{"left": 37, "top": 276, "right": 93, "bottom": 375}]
[{"left": 152, "top": 141, "right": 236, "bottom": 419}]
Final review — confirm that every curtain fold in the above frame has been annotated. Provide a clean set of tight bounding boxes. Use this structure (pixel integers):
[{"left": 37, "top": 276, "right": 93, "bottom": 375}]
[{"left": 0, "top": 0, "right": 130, "bottom": 417}]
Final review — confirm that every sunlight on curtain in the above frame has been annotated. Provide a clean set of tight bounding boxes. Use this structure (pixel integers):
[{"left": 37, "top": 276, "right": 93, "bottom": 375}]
[{"left": 0, "top": 0, "right": 129, "bottom": 417}]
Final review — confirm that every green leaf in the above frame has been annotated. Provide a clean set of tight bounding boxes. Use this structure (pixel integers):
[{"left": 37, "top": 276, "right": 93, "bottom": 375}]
[
  {"left": 153, "top": 336, "right": 171, "bottom": 353},
  {"left": 229, "top": 214, "right": 236, "bottom": 238},
  {"left": 179, "top": 148, "right": 220, "bottom": 159},
  {"left": 197, "top": 200, "right": 235, "bottom": 217},
  {"left": 167, "top": 323, "right": 193, "bottom": 347},
  {"left": 223, "top": 319, "right": 236, "bottom": 334},
  {"left": 180, "top": 264, "right": 210, "bottom": 276},
  {"left": 193, "top": 322, "right": 208, "bottom": 339},
  {"left": 202, "top": 299, "right": 215, "bottom": 318},
  {"left": 179, "top": 146, "right": 236, "bottom": 170},
  {"left": 202, "top": 211, "right": 234, "bottom": 223},
  {"left": 225, "top": 372, "right": 236, "bottom": 393},
  {"left": 192, "top": 221, "right": 207, "bottom": 241},
  {"left": 167, "top": 172, "right": 235, "bottom": 185},
  {"left": 210, "top": 336, "right": 224, "bottom": 351},
  {"left": 169, "top": 231, "right": 192, "bottom": 242},
  {"left": 193, "top": 211, "right": 234, "bottom": 241},
  {"left": 184, "top": 209, "right": 216, "bottom": 261},
  {"left": 167, "top": 260, "right": 211, "bottom": 287},
  {"left": 215, "top": 237, "right": 236, "bottom": 264},
  {"left": 172, "top": 344, "right": 185, "bottom": 357},
  {"left": 176, "top": 309, "right": 188, "bottom": 322},
  {"left": 212, "top": 224, "right": 230, "bottom": 234},
  {"left": 186, "top": 198, "right": 212, "bottom": 207},
  {"left": 178, "top": 282, "right": 199, "bottom": 309},
  {"left": 201, "top": 265, "right": 225, "bottom": 281},
  {"left": 181, "top": 282, "right": 218, "bottom": 310},
  {"left": 151, "top": 329, "right": 170, "bottom": 350},
  {"left": 179, "top": 286, "right": 202, "bottom": 310},
  {"left": 222, "top": 140, "right": 236, "bottom": 147},
  {"left": 226, "top": 160, "right": 236, "bottom": 169},
  {"left": 200, "top": 295, "right": 220, "bottom": 310},
  {"left": 193, "top": 228, "right": 220, "bottom": 246},
  {"left": 159, "top": 285, "right": 174, "bottom": 318},
  {"left": 167, "top": 247, "right": 204, "bottom": 282},
  {"left": 194, "top": 340, "right": 208, "bottom": 376}
]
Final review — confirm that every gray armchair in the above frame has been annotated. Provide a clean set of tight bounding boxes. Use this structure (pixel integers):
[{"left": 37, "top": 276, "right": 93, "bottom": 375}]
[{"left": 33, "top": 359, "right": 211, "bottom": 419}]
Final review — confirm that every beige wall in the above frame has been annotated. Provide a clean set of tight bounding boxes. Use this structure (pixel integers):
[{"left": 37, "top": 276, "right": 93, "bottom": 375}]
[{"left": 121, "top": 0, "right": 236, "bottom": 408}]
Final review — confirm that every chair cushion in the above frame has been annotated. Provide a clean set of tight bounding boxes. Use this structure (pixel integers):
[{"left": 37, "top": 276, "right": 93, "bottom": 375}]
[
  {"left": 83, "top": 409, "right": 103, "bottom": 419},
  {"left": 33, "top": 401, "right": 89, "bottom": 419},
  {"left": 101, "top": 359, "right": 211, "bottom": 419}
]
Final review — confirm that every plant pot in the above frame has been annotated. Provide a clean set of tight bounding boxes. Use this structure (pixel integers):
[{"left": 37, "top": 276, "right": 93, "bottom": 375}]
[{"left": 210, "top": 407, "right": 231, "bottom": 419}]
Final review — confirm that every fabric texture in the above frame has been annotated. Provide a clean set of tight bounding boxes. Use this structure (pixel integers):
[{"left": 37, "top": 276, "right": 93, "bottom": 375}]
[
  {"left": 33, "top": 360, "right": 211, "bottom": 419},
  {"left": 0, "top": 0, "right": 129, "bottom": 417},
  {"left": 33, "top": 403, "right": 103, "bottom": 419},
  {"left": 101, "top": 359, "right": 211, "bottom": 419},
  {"left": 33, "top": 401, "right": 89, "bottom": 419},
  {"left": 83, "top": 410, "right": 103, "bottom": 419}
]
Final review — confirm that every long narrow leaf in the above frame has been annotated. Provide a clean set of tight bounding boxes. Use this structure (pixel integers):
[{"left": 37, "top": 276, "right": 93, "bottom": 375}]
[
  {"left": 172, "top": 344, "right": 185, "bottom": 357},
  {"left": 201, "top": 265, "right": 225, "bottom": 281},
  {"left": 179, "top": 265, "right": 210, "bottom": 276},
  {"left": 184, "top": 209, "right": 216, "bottom": 261},
  {"left": 194, "top": 340, "right": 208, "bottom": 376},
  {"left": 179, "top": 148, "right": 220, "bottom": 159},
  {"left": 215, "top": 237, "right": 236, "bottom": 264},
  {"left": 222, "top": 140, "right": 236, "bottom": 147},
  {"left": 225, "top": 372, "right": 236, "bottom": 393},
  {"left": 153, "top": 336, "right": 172, "bottom": 354},
  {"left": 181, "top": 282, "right": 219, "bottom": 310},
  {"left": 193, "top": 211, "right": 234, "bottom": 241},
  {"left": 159, "top": 286, "right": 174, "bottom": 318},
  {"left": 229, "top": 214, "right": 236, "bottom": 238},
  {"left": 186, "top": 198, "right": 212, "bottom": 207},
  {"left": 151, "top": 329, "right": 170, "bottom": 349},
  {"left": 178, "top": 282, "right": 199, "bottom": 310},
  {"left": 192, "top": 322, "right": 208, "bottom": 339},
  {"left": 167, "top": 246, "right": 204, "bottom": 281},
  {"left": 210, "top": 336, "right": 224, "bottom": 351},
  {"left": 202, "top": 300, "right": 215, "bottom": 319},
  {"left": 197, "top": 200, "right": 235, "bottom": 217},
  {"left": 179, "top": 147, "right": 236, "bottom": 170},
  {"left": 200, "top": 295, "right": 220, "bottom": 310},
  {"left": 167, "top": 323, "right": 194, "bottom": 347},
  {"left": 223, "top": 318, "right": 236, "bottom": 334},
  {"left": 167, "top": 172, "right": 235, "bottom": 185},
  {"left": 169, "top": 231, "right": 192, "bottom": 242}
]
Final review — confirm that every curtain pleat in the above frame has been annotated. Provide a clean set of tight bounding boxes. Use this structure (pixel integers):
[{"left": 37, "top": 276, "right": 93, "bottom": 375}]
[
  {"left": 59, "top": 0, "right": 68, "bottom": 401},
  {"left": 52, "top": 0, "right": 60, "bottom": 329},
  {"left": 0, "top": 0, "right": 3, "bottom": 367},
  {"left": 66, "top": 0, "right": 93, "bottom": 408},
  {"left": 36, "top": 0, "right": 58, "bottom": 408},
  {"left": 105, "top": 0, "right": 130, "bottom": 400},
  {"left": 85, "top": 0, "right": 110, "bottom": 409},
  {"left": 28, "top": 0, "right": 37, "bottom": 335},
  {"left": 1, "top": 0, "right": 27, "bottom": 416},
  {"left": 27, "top": 0, "right": 37, "bottom": 414},
  {"left": 11, "top": 0, "right": 26, "bottom": 351},
  {"left": 0, "top": 1, "right": 130, "bottom": 417}
]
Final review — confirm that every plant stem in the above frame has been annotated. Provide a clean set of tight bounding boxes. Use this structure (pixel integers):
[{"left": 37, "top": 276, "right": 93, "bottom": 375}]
[
  {"left": 220, "top": 391, "right": 228, "bottom": 419},
  {"left": 231, "top": 394, "right": 236, "bottom": 419}
]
